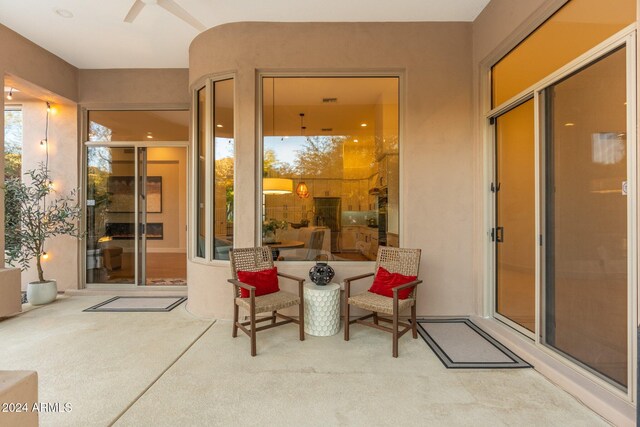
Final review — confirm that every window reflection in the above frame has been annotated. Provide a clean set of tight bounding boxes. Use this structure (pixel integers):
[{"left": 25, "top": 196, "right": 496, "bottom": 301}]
[{"left": 262, "top": 77, "right": 399, "bottom": 261}]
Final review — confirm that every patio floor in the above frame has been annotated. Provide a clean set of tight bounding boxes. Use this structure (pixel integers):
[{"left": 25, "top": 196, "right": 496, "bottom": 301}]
[{"left": 0, "top": 296, "right": 607, "bottom": 426}]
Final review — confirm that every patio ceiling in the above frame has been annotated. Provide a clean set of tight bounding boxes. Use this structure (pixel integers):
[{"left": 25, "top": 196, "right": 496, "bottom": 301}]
[{"left": 0, "top": 0, "right": 490, "bottom": 69}]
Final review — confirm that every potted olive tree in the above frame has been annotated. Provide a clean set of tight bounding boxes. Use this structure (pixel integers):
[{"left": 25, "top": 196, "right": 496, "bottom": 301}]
[{"left": 3, "top": 163, "right": 82, "bottom": 305}]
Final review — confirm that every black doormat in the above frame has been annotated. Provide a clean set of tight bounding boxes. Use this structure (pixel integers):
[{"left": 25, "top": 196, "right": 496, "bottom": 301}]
[
  {"left": 416, "top": 318, "right": 531, "bottom": 369},
  {"left": 84, "top": 296, "right": 187, "bottom": 312}
]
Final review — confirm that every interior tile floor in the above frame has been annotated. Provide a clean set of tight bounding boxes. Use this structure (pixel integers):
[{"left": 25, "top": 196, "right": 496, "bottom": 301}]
[
  {"left": 0, "top": 296, "right": 607, "bottom": 426},
  {"left": 100, "top": 253, "right": 187, "bottom": 285}
]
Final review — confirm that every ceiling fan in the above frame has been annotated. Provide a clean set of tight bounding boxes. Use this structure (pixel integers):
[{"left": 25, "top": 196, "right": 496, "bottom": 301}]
[{"left": 123, "top": 0, "right": 206, "bottom": 31}]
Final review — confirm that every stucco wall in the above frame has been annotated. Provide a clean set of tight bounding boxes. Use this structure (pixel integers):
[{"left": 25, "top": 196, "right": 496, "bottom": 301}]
[
  {"left": 78, "top": 69, "right": 189, "bottom": 106},
  {"left": 0, "top": 24, "right": 78, "bottom": 269},
  {"left": 20, "top": 101, "right": 79, "bottom": 290},
  {"left": 187, "top": 22, "right": 475, "bottom": 319}
]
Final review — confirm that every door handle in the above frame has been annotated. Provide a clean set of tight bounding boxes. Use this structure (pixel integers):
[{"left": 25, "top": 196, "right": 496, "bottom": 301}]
[{"left": 496, "top": 226, "right": 504, "bottom": 243}]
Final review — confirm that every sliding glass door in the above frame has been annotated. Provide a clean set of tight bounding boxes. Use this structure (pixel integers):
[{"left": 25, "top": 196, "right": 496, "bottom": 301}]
[
  {"left": 543, "top": 47, "right": 628, "bottom": 388},
  {"left": 85, "top": 145, "right": 187, "bottom": 287},
  {"left": 494, "top": 99, "right": 536, "bottom": 333},
  {"left": 86, "top": 146, "right": 136, "bottom": 284}
]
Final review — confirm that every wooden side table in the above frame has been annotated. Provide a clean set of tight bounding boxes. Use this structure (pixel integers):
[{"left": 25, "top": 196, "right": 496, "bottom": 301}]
[{"left": 303, "top": 282, "right": 341, "bottom": 336}]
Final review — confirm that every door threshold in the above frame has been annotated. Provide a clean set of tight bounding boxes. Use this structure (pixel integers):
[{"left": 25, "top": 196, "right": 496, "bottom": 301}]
[{"left": 66, "top": 287, "right": 187, "bottom": 297}]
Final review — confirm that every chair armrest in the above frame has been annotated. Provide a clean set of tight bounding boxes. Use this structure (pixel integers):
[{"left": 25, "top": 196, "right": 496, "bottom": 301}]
[
  {"left": 392, "top": 279, "right": 422, "bottom": 294},
  {"left": 392, "top": 279, "right": 423, "bottom": 310},
  {"left": 344, "top": 272, "right": 374, "bottom": 283},
  {"left": 277, "top": 272, "right": 305, "bottom": 298},
  {"left": 277, "top": 272, "right": 305, "bottom": 283},
  {"left": 227, "top": 278, "right": 256, "bottom": 294},
  {"left": 343, "top": 272, "right": 375, "bottom": 299}
]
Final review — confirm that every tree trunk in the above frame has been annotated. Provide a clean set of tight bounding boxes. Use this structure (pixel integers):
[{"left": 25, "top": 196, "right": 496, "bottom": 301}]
[{"left": 36, "top": 255, "right": 45, "bottom": 282}]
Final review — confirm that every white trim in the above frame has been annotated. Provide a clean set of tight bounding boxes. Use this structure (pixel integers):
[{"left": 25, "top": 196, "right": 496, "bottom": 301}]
[
  {"left": 134, "top": 147, "right": 139, "bottom": 285},
  {"left": 625, "top": 32, "right": 638, "bottom": 404},
  {"left": 533, "top": 89, "right": 542, "bottom": 346},
  {"left": 191, "top": 84, "right": 204, "bottom": 261},
  {"left": 204, "top": 79, "right": 213, "bottom": 261}
]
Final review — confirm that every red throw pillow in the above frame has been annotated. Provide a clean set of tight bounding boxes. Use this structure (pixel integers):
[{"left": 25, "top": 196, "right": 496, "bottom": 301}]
[
  {"left": 237, "top": 267, "right": 280, "bottom": 298},
  {"left": 368, "top": 266, "right": 417, "bottom": 300}
]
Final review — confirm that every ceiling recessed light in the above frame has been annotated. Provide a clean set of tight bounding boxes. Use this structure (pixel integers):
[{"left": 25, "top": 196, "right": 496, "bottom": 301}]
[
  {"left": 360, "top": 123, "right": 367, "bottom": 127},
  {"left": 564, "top": 122, "right": 575, "bottom": 127},
  {"left": 54, "top": 8, "right": 73, "bottom": 18},
  {"left": 147, "top": 135, "right": 153, "bottom": 139},
  {"left": 216, "top": 124, "right": 223, "bottom": 128},
  {"left": 354, "top": 139, "right": 359, "bottom": 142}
]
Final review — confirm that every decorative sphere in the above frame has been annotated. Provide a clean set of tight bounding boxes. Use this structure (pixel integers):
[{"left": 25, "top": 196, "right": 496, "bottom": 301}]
[{"left": 309, "top": 262, "right": 335, "bottom": 286}]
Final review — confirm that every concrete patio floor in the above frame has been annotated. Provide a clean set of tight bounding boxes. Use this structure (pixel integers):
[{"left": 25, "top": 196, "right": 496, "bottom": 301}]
[{"left": 0, "top": 296, "right": 607, "bottom": 426}]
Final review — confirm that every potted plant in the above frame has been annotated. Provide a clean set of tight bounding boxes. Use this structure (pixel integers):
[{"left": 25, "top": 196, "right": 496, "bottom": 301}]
[
  {"left": 262, "top": 218, "right": 287, "bottom": 244},
  {"left": 3, "top": 163, "right": 82, "bottom": 305}
]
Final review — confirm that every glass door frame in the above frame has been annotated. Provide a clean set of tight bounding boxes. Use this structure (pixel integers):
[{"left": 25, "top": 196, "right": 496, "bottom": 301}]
[
  {"left": 82, "top": 140, "right": 189, "bottom": 289},
  {"left": 490, "top": 95, "right": 537, "bottom": 341},
  {"left": 485, "top": 27, "right": 637, "bottom": 401}
]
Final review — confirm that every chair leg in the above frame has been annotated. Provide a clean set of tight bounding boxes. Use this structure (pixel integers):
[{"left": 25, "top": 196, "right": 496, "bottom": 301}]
[
  {"left": 271, "top": 310, "right": 277, "bottom": 324},
  {"left": 373, "top": 312, "right": 379, "bottom": 325},
  {"left": 411, "top": 304, "right": 417, "bottom": 339},
  {"left": 392, "top": 308, "right": 399, "bottom": 358},
  {"left": 250, "top": 304, "right": 257, "bottom": 357},
  {"left": 344, "top": 302, "right": 350, "bottom": 341},
  {"left": 232, "top": 303, "right": 239, "bottom": 338},
  {"left": 299, "top": 300, "right": 305, "bottom": 341}
]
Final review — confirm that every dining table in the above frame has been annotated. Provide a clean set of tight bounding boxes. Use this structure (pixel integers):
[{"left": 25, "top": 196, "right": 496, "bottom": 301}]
[{"left": 263, "top": 240, "right": 305, "bottom": 260}]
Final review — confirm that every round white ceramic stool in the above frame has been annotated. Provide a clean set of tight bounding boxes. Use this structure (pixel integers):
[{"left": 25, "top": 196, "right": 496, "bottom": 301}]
[{"left": 303, "top": 282, "right": 341, "bottom": 336}]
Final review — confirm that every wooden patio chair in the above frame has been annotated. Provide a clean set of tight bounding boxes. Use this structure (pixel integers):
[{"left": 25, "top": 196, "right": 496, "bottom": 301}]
[
  {"left": 343, "top": 247, "right": 422, "bottom": 357},
  {"left": 228, "top": 246, "right": 305, "bottom": 356}
]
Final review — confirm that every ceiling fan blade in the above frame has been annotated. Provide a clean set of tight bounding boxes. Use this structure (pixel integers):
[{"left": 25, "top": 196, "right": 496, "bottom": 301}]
[
  {"left": 124, "top": 0, "right": 146, "bottom": 23},
  {"left": 157, "top": 0, "right": 206, "bottom": 31}
]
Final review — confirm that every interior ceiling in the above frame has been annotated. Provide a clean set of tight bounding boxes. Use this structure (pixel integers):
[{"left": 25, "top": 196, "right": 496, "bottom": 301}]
[
  {"left": 263, "top": 77, "right": 398, "bottom": 137},
  {"left": 0, "top": 0, "right": 490, "bottom": 69}
]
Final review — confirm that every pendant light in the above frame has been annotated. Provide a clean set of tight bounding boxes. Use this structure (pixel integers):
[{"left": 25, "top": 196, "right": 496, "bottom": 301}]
[
  {"left": 263, "top": 177, "right": 293, "bottom": 195},
  {"left": 295, "top": 112, "right": 310, "bottom": 198},
  {"left": 295, "top": 181, "right": 309, "bottom": 199}
]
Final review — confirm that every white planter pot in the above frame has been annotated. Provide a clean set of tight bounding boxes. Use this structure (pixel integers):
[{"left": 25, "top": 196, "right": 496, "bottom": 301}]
[{"left": 27, "top": 280, "right": 57, "bottom": 305}]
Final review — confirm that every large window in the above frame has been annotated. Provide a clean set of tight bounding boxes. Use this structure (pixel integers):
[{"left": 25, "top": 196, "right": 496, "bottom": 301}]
[
  {"left": 4, "top": 106, "right": 22, "bottom": 252},
  {"left": 194, "top": 78, "right": 235, "bottom": 260},
  {"left": 492, "top": 0, "right": 635, "bottom": 107},
  {"left": 212, "top": 79, "right": 234, "bottom": 260},
  {"left": 196, "top": 88, "right": 206, "bottom": 258},
  {"left": 261, "top": 76, "right": 399, "bottom": 261}
]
